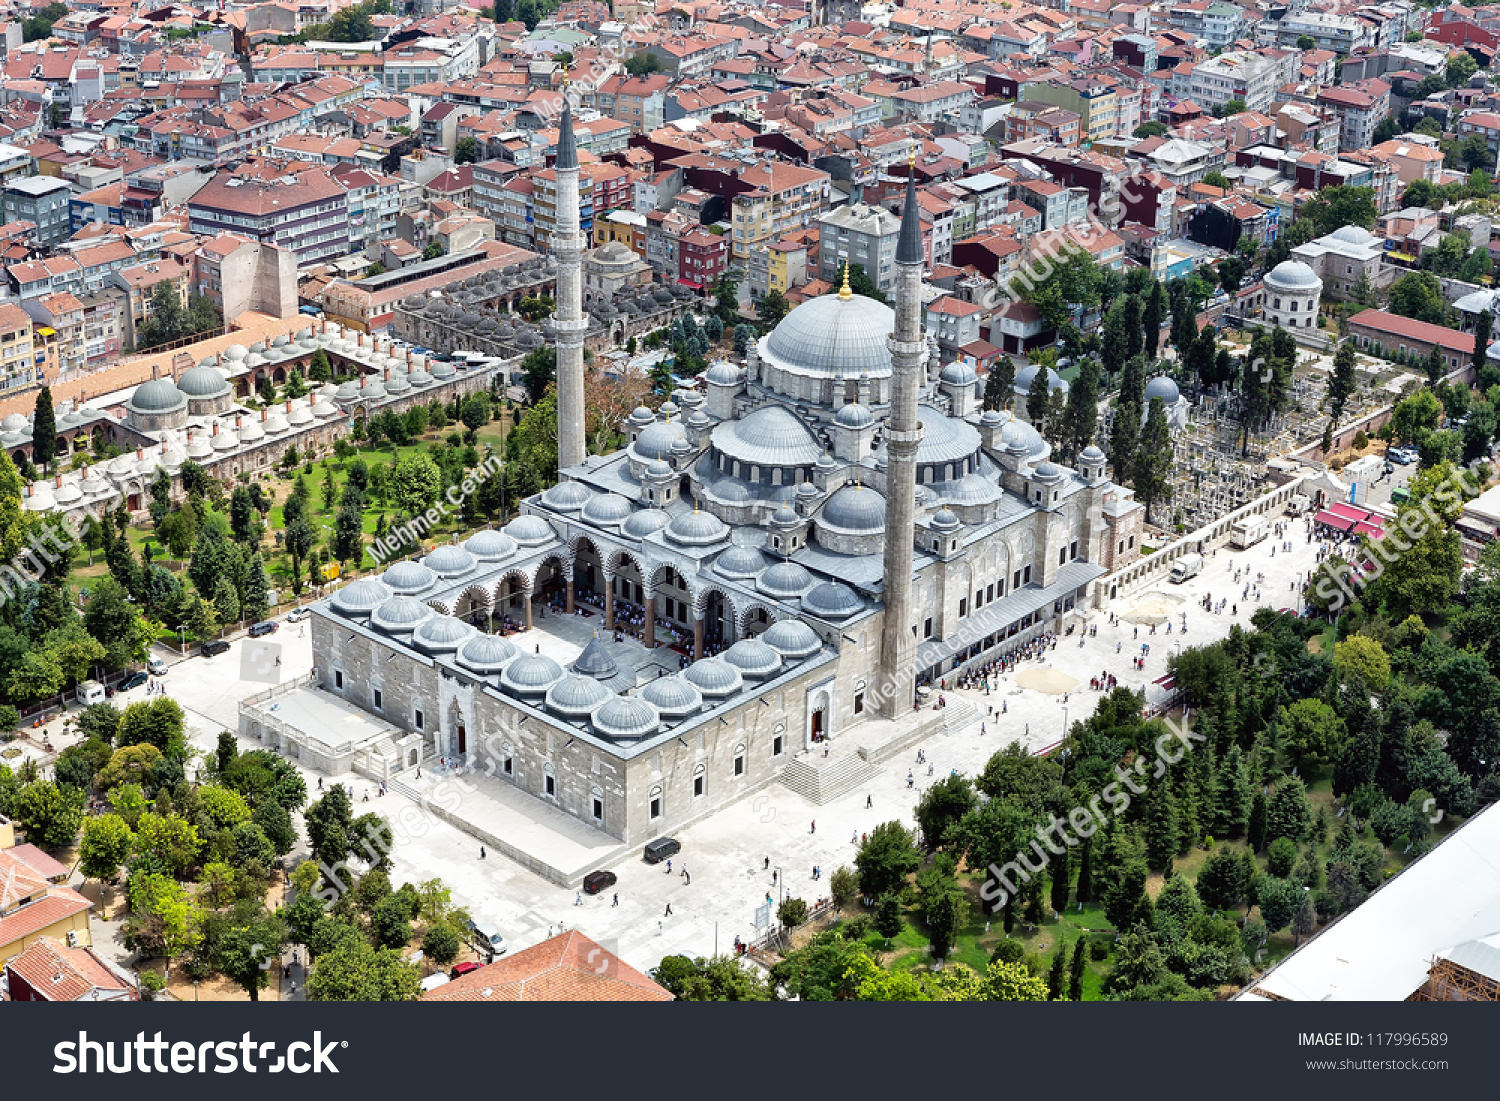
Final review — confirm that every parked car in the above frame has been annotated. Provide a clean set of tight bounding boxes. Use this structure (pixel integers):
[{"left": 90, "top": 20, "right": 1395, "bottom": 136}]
[
  {"left": 147, "top": 657, "right": 168, "bottom": 676},
  {"left": 201, "top": 640, "right": 230, "bottom": 657},
  {"left": 118, "top": 672, "right": 148, "bottom": 692},
  {"left": 248, "top": 620, "right": 278, "bottom": 638},
  {"left": 583, "top": 870, "right": 617, "bottom": 895},
  {"left": 451, "top": 961, "right": 482, "bottom": 978},
  {"left": 287, "top": 607, "right": 310, "bottom": 623},
  {"left": 643, "top": 837, "right": 681, "bottom": 864}
]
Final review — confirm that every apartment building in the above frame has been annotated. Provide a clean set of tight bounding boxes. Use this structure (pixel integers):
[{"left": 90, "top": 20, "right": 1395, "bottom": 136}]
[
  {"left": 22, "top": 292, "right": 86, "bottom": 379},
  {"left": 817, "top": 201, "right": 901, "bottom": 291},
  {"left": 1166, "top": 1, "right": 1247, "bottom": 50},
  {"left": 1317, "top": 80, "right": 1392, "bottom": 153},
  {"left": 0, "top": 301, "right": 40, "bottom": 396},
  {"left": 747, "top": 236, "right": 808, "bottom": 299},
  {"left": 595, "top": 74, "right": 670, "bottom": 134},
  {"left": 187, "top": 161, "right": 351, "bottom": 267},
  {"left": 1006, "top": 102, "right": 1083, "bottom": 147},
  {"left": 730, "top": 161, "right": 829, "bottom": 263},
  {"left": 889, "top": 80, "right": 976, "bottom": 124},
  {"left": 1187, "top": 52, "right": 1280, "bottom": 114},
  {"left": 678, "top": 228, "right": 727, "bottom": 287},
  {"left": 533, "top": 167, "right": 595, "bottom": 253},
  {"left": 4, "top": 176, "right": 72, "bottom": 245},
  {"left": 1019, "top": 79, "right": 1118, "bottom": 144}
]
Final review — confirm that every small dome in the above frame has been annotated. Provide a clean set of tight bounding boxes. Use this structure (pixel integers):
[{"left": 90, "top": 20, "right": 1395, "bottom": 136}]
[
  {"left": 1080, "top": 444, "right": 1106, "bottom": 464},
  {"left": 940, "top": 362, "right": 978, "bottom": 386},
  {"left": 1013, "top": 365, "right": 1069, "bottom": 397},
  {"left": 590, "top": 695, "right": 659, "bottom": 741},
  {"left": 332, "top": 577, "right": 393, "bottom": 616},
  {"left": 505, "top": 514, "right": 556, "bottom": 546},
  {"left": 715, "top": 544, "right": 769, "bottom": 579},
  {"left": 581, "top": 492, "right": 633, "bottom": 526},
  {"left": 683, "top": 656, "right": 744, "bottom": 697},
  {"left": 802, "top": 580, "right": 864, "bottom": 620},
  {"left": 931, "top": 508, "right": 961, "bottom": 531},
  {"left": 412, "top": 615, "right": 475, "bottom": 653},
  {"left": 224, "top": 343, "right": 248, "bottom": 361},
  {"left": 705, "top": 361, "right": 743, "bottom": 385},
  {"left": 370, "top": 595, "right": 435, "bottom": 634},
  {"left": 623, "top": 508, "right": 669, "bottom": 538},
  {"left": 666, "top": 509, "right": 729, "bottom": 547},
  {"left": 463, "top": 529, "right": 517, "bottom": 561},
  {"left": 501, "top": 651, "right": 565, "bottom": 695},
  {"left": 771, "top": 504, "right": 799, "bottom": 527},
  {"left": 723, "top": 637, "right": 782, "bottom": 679},
  {"left": 547, "top": 674, "right": 612, "bottom": 718},
  {"left": 543, "top": 480, "right": 594, "bottom": 511},
  {"left": 760, "top": 618, "right": 820, "bottom": 660},
  {"left": 1266, "top": 260, "right": 1321, "bottom": 291},
  {"left": 646, "top": 457, "right": 673, "bottom": 479},
  {"left": 628, "top": 405, "right": 655, "bottom": 425},
  {"left": 424, "top": 544, "right": 477, "bottom": 577},
  {"left": 0, "top": 413, "right": 25, "bottom": 431},
  {"left": 572, "top": 636, "right": 618, "bottom": 679},
  {"left": 834, "top": 401, "right": 874, "bottom": 428},
  {"left": 54, "top": 480, "right": 82, "bottom": 504},
  {"left": 1328, "top": 225, "right": 1374, "bottom": 245},
  {"left": 382, "top": 560, "right": 437, "bottom": 594},
  {"left": 820, "top": 484, "right": 886, "bottom": 534},
  {"left": 129, "top": 378, "right": 186, "bottom": 413},
  {"left": 178, "top": 364, "right": 231, "bottom": 398},
  {"left": 457, "top": 633, "right": 517, "bottom": 674},
  {"left": 640, "top": 675, "right": 703, "bottom": 717},
  {"left": 634, "top": 418, "right": 687, "bottom": 458},
  {"left": 757, "top": 560, "right": 815, "bottom": 599},
  {"left": 1144, "top": 376, "right": 1181, "bottom": 405}
]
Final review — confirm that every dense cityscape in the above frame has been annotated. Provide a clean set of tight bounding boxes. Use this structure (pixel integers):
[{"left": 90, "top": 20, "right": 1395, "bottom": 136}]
[{"left": 0, "top": 0, "right": 1496, "bottom": 1009}]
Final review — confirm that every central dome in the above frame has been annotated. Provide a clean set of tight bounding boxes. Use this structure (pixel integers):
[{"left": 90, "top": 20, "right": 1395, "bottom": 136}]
[
  {"left": 761, "top": 293, "right": 895, "bottom": 378},
  {"left": 1266, "top": 260, "right": 1320, "bottom": 290},
  {"left": 712, "top": 404, "right": 823, "bottom": 467},
  {"left": 177, "top": 365, "right": 231, "bottom": 399}
]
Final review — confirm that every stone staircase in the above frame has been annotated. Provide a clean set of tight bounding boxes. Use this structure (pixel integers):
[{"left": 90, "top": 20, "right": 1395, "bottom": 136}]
[
  {"left": 779, "top": 750, "right": 878, "bottom": 805},
  {"left": 941, "top": 698, "right": 979, "bottom": 736}
]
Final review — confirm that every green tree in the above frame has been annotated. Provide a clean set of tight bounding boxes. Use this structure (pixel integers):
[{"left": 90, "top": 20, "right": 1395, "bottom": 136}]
[
  {"left": 1266, "top": 777, "right": 1312, "bottom": 844},
  {"left": 422, "top": 921, "right": 462, "bottom": 967},
  {"left": 78, "top": 813, "right": 134, "bottom": 886},
  {"left": 307, "top": 942, "right": 421, "bottom": 1001},
  {"left": 15, "top": 780, "right": 85, "bottom": 848},
  {"left": 914, "top": 772, "right": 977, "bottom": 850},
  {"left": 390, "top": 452, "right": 442, "bottom": 517},
  {"left": 982, "top": 959, "right": 1049, "bottom": 1001},
  {"left": 1328, "top": 340, "right": 1357, "bottom": 423},
  {"left": 1133, "top": 396, "right": 1174, "bottom": 525},
  {"left": 31, "top": 386, "right": 56, "bottom": 471},
  {"left": 83, "top": 577, "right": 157, "bottom": 671},
  {"left": 1255, "top": 875, "right": 1303, "bottom": 932},
  {"left": 1387, "top": 271, "right": 1449, "bottom": 325},
  {"left": 133, "top": 812, "right": 203, "bottom": 877},
  {"left": 125, "top": 872, "right": 203, "bottom": 969},
  {"left": 216, "top": 905, "right": 287, "bottom": 1001},
  {"left": 623, "top": 50, "right": 664, "bottom": 76},
  {"left": 856, "top": 821, "right": 920, "bottom": 900},
  {"left": 454, "top": 136, "right": 479, "bottom": 164},
  {"left": 757, "top": 289, "right": 790, "bottom": 327},
  {"left": 1197, "top": 848, "right": 1249, "bottom": 911}
]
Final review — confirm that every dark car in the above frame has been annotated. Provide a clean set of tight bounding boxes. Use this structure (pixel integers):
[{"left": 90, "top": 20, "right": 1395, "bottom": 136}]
[
  {"left": 201, "top": 640, "right": 230, "bottom": 657},
  {"left": 642, "top": 837, "right": 680, "bottom": 864},
  {"left": 118, "top": 672, "right": 148, "bottom": 691},
  {"left": 583, "top": 870, "right": 617, "bottom": 895},
  {"left": 450, "top": 961, "right": 481, "bottom": 978},
  {"left": 248, "top": 620, "right": 278, "bottom": 638}
]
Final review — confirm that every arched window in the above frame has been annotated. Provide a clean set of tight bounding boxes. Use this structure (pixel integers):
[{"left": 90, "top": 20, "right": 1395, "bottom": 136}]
[
  {"left": 693, "top": 762, "right": 706, "bottom": 798},
  {"left": 649, "top": 784, "right": 663, "bottom": 819}
]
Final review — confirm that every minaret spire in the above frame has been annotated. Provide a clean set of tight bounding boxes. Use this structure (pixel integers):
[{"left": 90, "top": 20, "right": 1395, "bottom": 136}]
[
  {"left": 553, "top": 70, "right": 586, "bottom": 471},
  {"left": 878, "top": 154, "right": 925, "bottom": 719}
]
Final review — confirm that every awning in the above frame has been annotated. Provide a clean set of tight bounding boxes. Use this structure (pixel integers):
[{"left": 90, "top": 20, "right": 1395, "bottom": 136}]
[
  {"left": 1328, "top": 502, "right": 1375, "bottom": 523},
  {"left": 1313, "top": 509, "right": 1355, "bottom": 532},
  {"left": 1353, "top": 520, "right": 1384, "bottom": 538}
]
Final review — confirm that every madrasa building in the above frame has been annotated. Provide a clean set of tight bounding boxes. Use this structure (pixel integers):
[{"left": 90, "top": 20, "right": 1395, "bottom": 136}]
[{"left": 246, "top": 101, "right": 1143, "bottom": 877}]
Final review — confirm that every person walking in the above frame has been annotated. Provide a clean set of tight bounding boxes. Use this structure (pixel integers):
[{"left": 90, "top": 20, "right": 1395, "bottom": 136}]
[
  {"left": 810, "top": 820, "right": 816, "bottom": 834},
  {"left": 664, "top": 903, "right": 673, "bottom": 917},
  {"left": 612, "top": 893, "right": 618, "bottom": 907},
  {"left": 480, "top": 846, "right": 486, "bottom": 859},
  {"left": 575, "top": 891, "right": 582, "bottom": 906}
]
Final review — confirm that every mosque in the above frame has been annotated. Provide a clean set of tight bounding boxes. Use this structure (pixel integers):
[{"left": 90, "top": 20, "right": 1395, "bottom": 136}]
[{"left": 258, "top": 99, "right": 1145, "bottom": 867}]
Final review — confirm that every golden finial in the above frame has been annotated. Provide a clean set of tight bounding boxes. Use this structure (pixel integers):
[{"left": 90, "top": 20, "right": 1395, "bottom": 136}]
[
  {"left": 908, "top": 144, "right": 915, "bottom": 169},
  {"left": 838, "top": 259, "right": 852, "bottom": 301}
]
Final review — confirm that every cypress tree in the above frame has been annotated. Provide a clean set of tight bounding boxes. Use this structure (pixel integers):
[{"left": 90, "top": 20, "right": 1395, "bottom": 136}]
[
  {"left": 31, "top": 386, "right": 55, "bottom": 472},
  {"left": 1143, "top": 779, "right": 1178, "bottom": 870},
  {"left": 1068, "top": 936, "right": 1087, "bottom": 1000},
  {"left": 1047, "top": 948, "right": 1066, "bottom": 1000},
  {"left": 1050, "top": 850, "right": 1070, "bottom": 915},
  {"left": 1075, "top": 833, "right": 1094, "bottom": 904},
  {"left": 1122, "top": 294, "right": 1144, "bottom": 363},
  {"left": 1248, "top": 790, "right": 1269, "bottom": 854},
  {"left": 1142, "top": 280, "right": 1167, "bottom": 360}
]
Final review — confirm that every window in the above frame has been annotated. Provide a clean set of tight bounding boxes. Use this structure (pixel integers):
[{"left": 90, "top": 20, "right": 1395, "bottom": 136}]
[
  {"left": 1059, "top": 547, "right": 1066, "bottom": 565},
  {"left": 372, "top": 688, "right": 383, "bottom": 711},
  {"left": 772, "top": 734, "right": 784, "bottom": 756},
  {"left": 1013, "top": 568, "right": 1022, "bottom": 589},
  {"left": 735, "top": 754, "right": 745, "bottom": 776},
  {"left": 854, "top": 691, "right": 865, "bottom": 714},
  {"left": 592, "top": 796, "right": 603, "bottom": 821},
  {"left": 694, "top": 764, "right": 706, "bottom": 798},
  {"left": 414, "top": 709, "right": 424, "bottom": 731},
  {"left": 503, "top": 755, "right": 513, "bottom": 776},
  {"left": 1071, "top": 540, "right": 1079, "bottom": 561},
  {"left": 959, "top": 597, "right": 968, "bottom": 618},
  {"left": 923, "top": 616, "right": 934, "bottom": 639},
  {"left": 334, "top": 669, "right": 344, "bottom": 689},
  {"left": 545, "top": 772, "right": 556, "bottom": 797},
  {"left": 649, "top": 785, "right": 663, "bottom": 818}
]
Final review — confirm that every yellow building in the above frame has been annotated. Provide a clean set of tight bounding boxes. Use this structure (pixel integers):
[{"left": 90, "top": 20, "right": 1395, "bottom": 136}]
[
  {"left": 0, "top": 301, "right": 40, "bottom": 398},
  {"left": 0, "top": 848, "right": 94, "bottom": 964},
  {"left": 1021, "top": 79, "right": 1118, "bottom": 144}
]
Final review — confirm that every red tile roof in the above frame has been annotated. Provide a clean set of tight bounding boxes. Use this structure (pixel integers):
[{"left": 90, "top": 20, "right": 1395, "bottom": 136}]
[
  {"left": 420, "top": 930, "right": 672, "bottom": 1002},
  {"left": 1349, "top": 309, "right": 1474, "bottom": 355},
  {"left": 0, "top": 886, "right": 92, "bottom": 947},
  {"left": 6, "top": 843, "right": 69, "bottom": 881},
  {"left": 5, "top": 935, "right": 135, "bottom": 1001}
]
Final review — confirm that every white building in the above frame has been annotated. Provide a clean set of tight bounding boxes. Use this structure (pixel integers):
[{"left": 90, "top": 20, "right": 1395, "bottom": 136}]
[{"left": 1262, "top": 260, "right": 1323, "bottom": 330}]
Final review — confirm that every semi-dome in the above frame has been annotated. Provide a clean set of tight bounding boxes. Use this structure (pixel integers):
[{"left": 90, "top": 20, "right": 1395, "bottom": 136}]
[
  {"left": 543, "top": 480, "right": 593, "bottom": 511},
  {"left": 705, "top": 361, "right": 743, "bottom": 385},
  {"left": 423, "top": 544, "right": 477, "bottom": 577},
  {"left": 683, "top": 656, "right": 743, "bottom": 697},
  {"left": 456, "top": 633, "right": 517, "bottom": 674},
  {"left": 820, "top": 484, "right": 886, "bottom": 533},
  {"left": 581, "top": 492, "right": 633, "bottom": 526},
  {"left": 505, "top": 514, "right": 556, "bottom": 546},
  {"left": 412, "top": 615, "right": 475, "bottom": 653},
  {"left": 623, "top": 508, "right": 669, "bottom": 538},
  {"left": 463, "top": 529, "right": 517, "bottom": 561},
  {"left": 940, "top": 362, "right": 978, "bottom": 386},
  {"left": 501, "top": 651, "right": 565, "bottom": 695},
  {"left": 370, "top": 595, "right": 434, "bottom": 634},
  {"left": 834, "top": 401, "right": 874, "bottom": 428},
  {"left": 802, "top": 580, "right": 864, "bottom": 619},
  {"left": 177, "top": 364, "right": 231, "bottom": 398},
  {"left": 1144, "top": 376, "right": 1181, "bottom": 405},
  {"left": 129, "top": 378, "right": 186, "bottom": 414},
  {"left": 761, "top": 293, "right": 894, "bottom": 378},
  {"left": 332, "top": 577, "right": 393, "bottom": 616},
  {"left": 722, "top": 637, "right": 782, "bottom": 679},
  {"left": 715, "top": 544, "right": 769, "bottom": 579},
  {"left": 666, "top": 509, "right": 728, "bottom": 547},
  {"left": 546, "top": 673, "right": 612, "bottom": 719},
  {"left": 640, "top": 675, "right": 703, "bottom": 717},
  {"left": 931, "top": 508, "right": 961, "bottom": 531},
  {"left": 712, "top": 404, "right": 822, "bottom": 467},
  {"left": 760, "top": 618, "right": 820, "bottom": 660},
  {"left": 382, "top": 560, "right": 437, "bottom": 594},
  {"left": 757, "top": 560, "right": 815, "bottom": 599},
  {"left": 1265, "top": 260, "right": 1320, "bottom": 290},
  {"left": 912, "top": 411, "right": 983, "bottom": 466},
  {"left": 590, "top": 694, "right": 659, "bottom": 741}
]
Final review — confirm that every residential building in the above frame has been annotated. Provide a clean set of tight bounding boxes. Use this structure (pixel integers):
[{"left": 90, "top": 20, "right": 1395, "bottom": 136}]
[
  {"left": 0, "top": 848, "right": 93, "bottom": 964},
  {"left": 730, "top": 161, "right": 828, "bottom": 263},
  {"left": 1020, "top": 79, "right": 1119, "bottom": 143},
  {"left": 889, "top": 81, "right": 976, "bottom": 124},
  {"left": 3, "top": 176, "right": 72, "bottom": 245},
  {"left": 1368, "top": 138, "right": 1445, "bottom": 185},
  {"left": 193, "top": 235, "right": 299, "bottom": 322},
  {"left": 4, "top": 935, "right": 137, "bottom": 1001},
  {"left": 678, "top": 227, "right": 727, "bottom": 287},
  {"left": 1166, "top": 1, "right": 1247, "bottom": 50},
  {"left": 1317, "top": 80, "right": 1392, "bottom": 153},
  {"left": 747, "top": 236, "right": 809, "bottom": 299},
  {"left": 109, "top": 259, "right": 191, "bottom": 347},
  {"left": 1006, "top": 102, "right": 1083, "bottom": 148},
  {"left": 817, "top": 201, "right": 901, "bottom": 291},
  {"left": 421, "top": 930, "right": 672, "bottom": 1002},
  {"left": 187, "top": 161, "right": 352, "bottom": 268},
  {"left": 21, "top": 292, "right": 85, "bottom": 379},
  {"left": 1187, "top": 52, "right": 1280, "bottom": 114}
]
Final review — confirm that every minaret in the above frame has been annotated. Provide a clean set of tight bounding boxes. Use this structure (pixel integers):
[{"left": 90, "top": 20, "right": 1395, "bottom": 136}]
[
  {"left": 878, "top": 159, "right": 925, "bottom": 720},
  {"left": 554, "top": 77, "right": 587, "bottom": 472}
]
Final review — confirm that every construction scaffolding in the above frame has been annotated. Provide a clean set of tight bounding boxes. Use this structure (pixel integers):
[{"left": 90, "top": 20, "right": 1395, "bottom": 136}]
[{"left": 1410, "top": 955, "right": 1500, "bottom": 1002}]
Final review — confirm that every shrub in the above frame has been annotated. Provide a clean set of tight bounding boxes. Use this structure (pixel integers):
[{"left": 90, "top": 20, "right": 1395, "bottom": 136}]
[
  {"left": 991, "top": 938, "right": 1025, "bottom": 964},
  {"left": 778, "top": 897, "right": 809, "bottom": 927},
  {"left": 1354, "top": 430, "right": 1369, "bottom": 450},
  {"left": 1088, "top": 935, "right": 1112, "bottom": 961}
]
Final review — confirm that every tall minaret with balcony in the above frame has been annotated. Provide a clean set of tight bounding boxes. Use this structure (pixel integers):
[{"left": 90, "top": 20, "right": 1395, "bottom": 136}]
[{"left": 553, "top": 78, "right": 587, "bottom": 472}]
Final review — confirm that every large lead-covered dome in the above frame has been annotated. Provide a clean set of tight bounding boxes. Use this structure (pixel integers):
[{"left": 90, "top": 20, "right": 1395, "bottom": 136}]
[
  {"left": 761, "top": 293, "right": 894, "bottom": 378},
  {"left": 1265, "top": 260, "right": 1320, "bottom": 290},
  {"left": 712, "top": 404, "right": 823, "bottom": 467}
]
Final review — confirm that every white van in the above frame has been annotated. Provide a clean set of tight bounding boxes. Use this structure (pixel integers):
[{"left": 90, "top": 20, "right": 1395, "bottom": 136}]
[
  {"left": 468, "top": 922, "right": 507, "bottom": 957},
  {"left": 79, "top": 680, "right": 106, "bottom": 706},
  {"left": 419, "top": 973, "right": 451, "bottom": 993},
  {"left": 1170, "top": 553, "right": 1204, "bottom": 584}
]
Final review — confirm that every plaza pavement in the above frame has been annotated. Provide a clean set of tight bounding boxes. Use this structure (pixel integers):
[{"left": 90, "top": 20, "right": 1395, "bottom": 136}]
[{"left": 50, "top": 523, "right": 1329, "bottom": 978}]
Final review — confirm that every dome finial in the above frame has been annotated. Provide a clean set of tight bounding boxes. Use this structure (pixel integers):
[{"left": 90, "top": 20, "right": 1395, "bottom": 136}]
[{"left": 839, "top": 259, "right": 852, "bottom": 301}]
